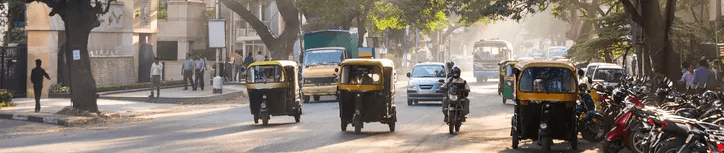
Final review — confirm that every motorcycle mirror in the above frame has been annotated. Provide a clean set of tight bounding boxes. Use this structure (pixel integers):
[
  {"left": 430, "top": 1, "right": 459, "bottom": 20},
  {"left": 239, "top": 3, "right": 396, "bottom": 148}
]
[
  {"left": 407, "top": 72, "right": 411, "bottom": 78},
  {"left": 438, "top": 79, "right": 445, "bottom": 83},
  {"left": 577, "top": 69, "right": 584, "bottom": 76},
  {"left": 587, "top": 77, "right": 593, "bottom": 84}
]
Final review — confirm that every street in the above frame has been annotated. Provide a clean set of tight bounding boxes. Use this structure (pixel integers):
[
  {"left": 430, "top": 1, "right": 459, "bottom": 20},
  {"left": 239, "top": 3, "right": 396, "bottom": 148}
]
[{"left": 0, "top": 72, "right": 602, "bottom": 153}]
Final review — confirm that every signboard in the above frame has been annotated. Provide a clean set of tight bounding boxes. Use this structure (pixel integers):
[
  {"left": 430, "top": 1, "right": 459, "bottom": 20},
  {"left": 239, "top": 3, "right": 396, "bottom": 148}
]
[
  {"left": 73, "top": 50, "right": 80, "bottom": 60},
  {"left": 208, "top": 19, "right": 226, "bottom": 48}
]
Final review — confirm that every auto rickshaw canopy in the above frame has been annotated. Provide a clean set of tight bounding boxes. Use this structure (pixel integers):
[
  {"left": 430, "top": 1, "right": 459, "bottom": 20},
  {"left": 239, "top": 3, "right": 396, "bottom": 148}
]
[
  {"left": 247, "top": 60, "right": 298, "bottom": 68},
  {"left": 513, "top": 60, "right": 579, "bottom": 102},
  {"left": 339, "top": 58, "right": 395, "bottom": 68}
]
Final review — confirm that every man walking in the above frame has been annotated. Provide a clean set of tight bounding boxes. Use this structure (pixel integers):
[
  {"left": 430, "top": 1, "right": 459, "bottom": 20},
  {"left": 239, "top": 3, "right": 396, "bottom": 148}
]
[
  {"left": 255, "top": 51, "right": 265, "bottom": 62},
  {"left": 30, "top": 59, "right": 50, "bottom": 112},
  {"left": 244, "top": 52, "right": 255, "bottom": 66},
  {"left": 182, "top": 53, "right": 196, "bottom": 91},
  {"left": 195, "top": 53, "right": 208, "bottom": 91},
  {"left": 694, "top": 59, "right": 715, "bottom": 89},
  {"left": 149, "top": 57, "right": 163, "bottom": 97}
]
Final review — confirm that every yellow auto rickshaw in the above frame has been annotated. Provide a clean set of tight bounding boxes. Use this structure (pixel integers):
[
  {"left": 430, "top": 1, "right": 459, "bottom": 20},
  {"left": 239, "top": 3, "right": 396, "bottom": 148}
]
[
  {"left": 500, "top": 61, "right": 517, "bottom": 104},
  {"left": 498, "top": 60, "right": 512, "bottom": 95},
  {"left": 510, "top": 61, "right": 581, "bottom": 152},
  {"left": 246, "top": 60, "right": 302, "bottom": 125},
  {"left": 336, "top": 59, "right": 397, "bottom": 134}
]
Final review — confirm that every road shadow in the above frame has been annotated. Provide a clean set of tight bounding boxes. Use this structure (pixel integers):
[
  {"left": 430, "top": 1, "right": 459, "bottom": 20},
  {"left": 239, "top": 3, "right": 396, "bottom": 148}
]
[
  {"left": 247, "top": 129, "right": 387, "bottom": 152},
  {"left": 497, "top": 137, "right": 599, "bottom": 153},
  {"left": 247, "top": 122, "right": 297, "bottom": 127},
  {"left": 410, "top": 103, "right": 443, "bottom": 107}
]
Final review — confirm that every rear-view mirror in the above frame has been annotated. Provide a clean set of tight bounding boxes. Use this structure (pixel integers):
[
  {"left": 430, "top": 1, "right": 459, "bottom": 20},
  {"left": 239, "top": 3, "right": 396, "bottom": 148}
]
[
  {"left": 335, "top": 68, "right": 339, "bottom": 73},
  {"left": 406, "top": 72, "right": 411, "bottom": 78},
  {"left": 587, "top": 78, "right": 593, "bottom": 84},
  {"left": 577, "top": 69, "right": 584, "bottom": 76},
  {"left": 438, "top": 79, "right": 445, "bottom": 83}
]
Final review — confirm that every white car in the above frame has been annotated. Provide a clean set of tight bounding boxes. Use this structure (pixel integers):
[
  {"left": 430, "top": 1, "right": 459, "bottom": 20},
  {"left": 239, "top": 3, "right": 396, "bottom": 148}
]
[{"left": 581, "top": 64, "right": 625, "bottom": 88}]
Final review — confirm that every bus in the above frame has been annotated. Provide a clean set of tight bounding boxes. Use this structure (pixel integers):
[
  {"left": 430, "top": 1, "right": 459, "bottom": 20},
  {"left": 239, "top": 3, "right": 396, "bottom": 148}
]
[
  {"left": 472, "top": 39, "right": 511, "bottom": 83},
  {"left": 547, "top": 46, "right": 568, "bottom": 61}
]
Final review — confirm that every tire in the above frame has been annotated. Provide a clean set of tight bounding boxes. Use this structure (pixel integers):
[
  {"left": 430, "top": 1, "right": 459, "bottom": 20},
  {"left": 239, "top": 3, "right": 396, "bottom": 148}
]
[
  {"left": 601, "top": 140, "right": 623, "bottom": 153},
  {"left": 511, "top": 127, "right": 519, "bottom": 149},
  {"left": 303, "top": 96, "right": 310, "bottom": 103},
  {"left": 354, "top": 114, "right": 362, "bottom": 134},
  {"left": 388, "top": 122, "right": 395, "bottom": 132},
  {"left": 541, "top": 137, "right": 551, "bottom": 153},
  {"left": 341, "top": 121, "right": 347, "bottom": 131},
  {"left": 502, "top": 96, "right": 507, "bottom": 104},
  {"left": 581, "top": 116, "right": 605, "bottom": 143},
  {"left": 313, "top": 95, "right": 320, "bottom": 101},
  {"left": 476, "top": 77, "right": 482, "bottom": 83},
  {"left": 261, "top": 112, "right": 269, "bottom": 125},
  {"left": 656, "top": 138, "right": 683, "bottom": 153},
  {"left": 449, "top": 123, "right": 455, "bottom": 134},
  {"left": 253, "top": 115, "right": 259, "bottom": 124},
  {"left": 630, "top": 126, "right": 648, "bottom": 153},
  {"left": 455, "top": 123, "right": 461, "bottom": 132},
  {"left": 407, "top": 99, "right": 413, "bottom": 105},
  {"left": 294, "top": 113, "right": 301, "bottom": 123}
]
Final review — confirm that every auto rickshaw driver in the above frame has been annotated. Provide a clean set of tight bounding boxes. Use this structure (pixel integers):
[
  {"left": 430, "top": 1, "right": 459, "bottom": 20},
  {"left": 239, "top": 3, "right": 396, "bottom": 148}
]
[{"left": 350, "top": 67, "right": 374, "bottom": 85}]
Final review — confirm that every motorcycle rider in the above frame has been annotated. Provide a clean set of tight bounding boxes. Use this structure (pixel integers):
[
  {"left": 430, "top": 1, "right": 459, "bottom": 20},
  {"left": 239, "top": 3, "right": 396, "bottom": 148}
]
[{"left": 442, "top": 66, "right": 471, "bottom": 122}]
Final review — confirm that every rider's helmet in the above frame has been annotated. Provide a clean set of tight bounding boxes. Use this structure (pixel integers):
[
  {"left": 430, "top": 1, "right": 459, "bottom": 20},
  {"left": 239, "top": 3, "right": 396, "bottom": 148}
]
[{"left": 451, "top": 66, "right": 461, "bottom": 78}]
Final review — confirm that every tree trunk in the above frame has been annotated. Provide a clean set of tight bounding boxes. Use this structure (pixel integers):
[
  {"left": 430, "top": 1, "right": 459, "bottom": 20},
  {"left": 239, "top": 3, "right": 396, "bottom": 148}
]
[
  {"left": 620, "top": 0, "right": 680, "bottom": 79},
  {"left": 357, "top": 15, "right": 366, "bottom": 48},
  {"left": 604, "top": 49, "right": 613, "bottom": 63},
  {"left": 221, "top": 0, "right": 299, "bottom": 60}
]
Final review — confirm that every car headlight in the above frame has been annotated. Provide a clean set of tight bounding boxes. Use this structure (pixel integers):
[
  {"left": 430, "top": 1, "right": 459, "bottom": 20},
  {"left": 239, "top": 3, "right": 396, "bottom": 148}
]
[
  {"left": 304, "top": 79, "right": 311, "bottom": 83},
  {"left": 448, "top": 93, "right": 458, "bottom": 101},
  {"left": 408, "top": 85, "right": 418, "bottom": 90}
]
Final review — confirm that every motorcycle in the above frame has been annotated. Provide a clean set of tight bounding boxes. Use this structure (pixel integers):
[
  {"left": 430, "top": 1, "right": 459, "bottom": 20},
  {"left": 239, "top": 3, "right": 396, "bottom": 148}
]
[
  {"left": 601, "top": 87, "right": 646, "bottom": 153},
  {"left": 441, "top": 79, "right": 469, "bottom": 134},
  {"left": 577, "top": 85, "right": 605, "bottom": 142}
]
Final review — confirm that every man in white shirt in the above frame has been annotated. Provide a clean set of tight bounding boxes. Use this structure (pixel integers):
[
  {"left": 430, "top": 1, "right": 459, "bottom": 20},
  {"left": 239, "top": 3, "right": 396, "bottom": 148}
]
[
  {"left": 255, "top": 51, "right": 265, "bottom": 62},
  {"left": 149, "top": 57, "right": 163, "bottom": 97},
  {"left": 195, "top": 53, "right": 208, "bottom": 91}
]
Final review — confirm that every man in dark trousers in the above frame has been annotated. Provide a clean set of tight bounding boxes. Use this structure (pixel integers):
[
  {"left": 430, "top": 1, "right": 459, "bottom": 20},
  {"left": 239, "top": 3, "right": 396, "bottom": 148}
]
[
  {"left": 182, "top": 53, "right": 196, "bottom": 90},
  {"left": 195, "top": 53, "right": 208, "bottom": 90},
  {"left": 31, "top": 59, "right": 51, "bottom": 112}
]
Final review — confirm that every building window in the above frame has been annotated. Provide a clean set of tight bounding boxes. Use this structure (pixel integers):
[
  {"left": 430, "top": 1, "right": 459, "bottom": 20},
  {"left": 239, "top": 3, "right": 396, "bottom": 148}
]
[{"left": 158, "top": 41, "right": 178, "bottom": 61}]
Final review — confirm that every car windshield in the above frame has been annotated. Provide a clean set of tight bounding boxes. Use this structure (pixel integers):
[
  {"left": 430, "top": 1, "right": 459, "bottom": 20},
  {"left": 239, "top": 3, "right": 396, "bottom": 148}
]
[
  {"left": 593, "top": 69, "right": 625, "bottom": 83},
  {"left": 304, "top": 49, "right": 344, "bottom": 66},
  {"left": 340, "top": 65, "right": 382, "bottom": 85},
  {"left": 411, "top": 65, "right": 446, "bottom": 78},
  {"left": 246, "top": 65, "right": 283, "bottom": 83},
  {"left": 519, "top": 67, "right": 576, "bottom": 93}
]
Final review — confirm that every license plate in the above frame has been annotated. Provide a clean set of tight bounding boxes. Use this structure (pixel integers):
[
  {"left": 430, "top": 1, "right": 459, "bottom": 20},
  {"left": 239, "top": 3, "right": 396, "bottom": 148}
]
[{"left": 420, "top": 90, "right": 432, "bottom": 94}]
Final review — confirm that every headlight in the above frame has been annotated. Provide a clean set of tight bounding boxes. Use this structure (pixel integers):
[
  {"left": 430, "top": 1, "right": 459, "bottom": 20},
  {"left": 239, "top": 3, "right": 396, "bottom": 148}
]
[
  {"left": 304, "top": 79, "right": 311, "bottom": 83},
  {"left": 260, "top": 102, "right": 267, "bottom": 109},
  {"left": 448, "top": 93, "right": 459, "bottom": 101},
  {"left": 408, "top": 85, "right": 418, "bottom": 90},
  {"left": 540, "top": 123, "right": 548, "bottom": 129}
]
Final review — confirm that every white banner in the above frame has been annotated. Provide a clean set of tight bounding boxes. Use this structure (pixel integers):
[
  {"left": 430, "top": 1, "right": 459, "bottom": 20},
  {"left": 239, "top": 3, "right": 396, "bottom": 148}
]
[{"left": 208, "top": 20, "right": 226, "bottom": 48}]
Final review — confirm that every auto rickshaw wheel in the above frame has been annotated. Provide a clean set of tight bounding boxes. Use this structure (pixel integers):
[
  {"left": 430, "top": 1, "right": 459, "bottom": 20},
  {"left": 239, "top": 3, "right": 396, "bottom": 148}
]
[
  {"left": 261, "top": 112, "right": 269, "bottom": 125},
  {"left": 511, "top": 127, "right": 519, "bottom": 149},
  {"left": 253, "top": 115, "right": 259, "bottom": 124},
  {"left": 388, "top": 122, "right": 395, "bottom": 132},
  {"left": 352, "top": 114, "right": 363, "bottom": 134},
  {"left": 407, "top": 99, "right": 413, "bottom": 105},
  {"left": 541, "top": 137, "right": 552, "bottom": 153},
  {"left": 502, "top": 96, "right": 507, "bottom": 104},
  {"left": 571, "top": 121, "right": 579, "bottom": 150},
  {"left": 313, "top": 96, "right": 320, "bottom": 101},
  {"left": 303, "top": 96, "right": 310, "bottom": 103},
  {"left": 341, "top": 121, "right": 348, "bottom": 131},
  {"left": 294, "top": 112, "right": 301, "bottom": 123}
]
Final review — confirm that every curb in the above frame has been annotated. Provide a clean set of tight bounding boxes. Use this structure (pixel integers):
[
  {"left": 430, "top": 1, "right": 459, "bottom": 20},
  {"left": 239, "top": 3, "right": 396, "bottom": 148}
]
[
  {"left": 98, "top": 89, "right": 246, "bottom": 104},
  {"left": 0, "top": 113, "right": 70, "bottom": 127}
]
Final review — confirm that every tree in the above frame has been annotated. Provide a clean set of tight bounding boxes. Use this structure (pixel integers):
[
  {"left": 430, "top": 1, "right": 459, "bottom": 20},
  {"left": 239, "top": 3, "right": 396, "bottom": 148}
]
[
  {"left": 567, "top": 11, "right": 633, "bottom": 63},
  {"left": 23, "top": 0, "right": 118, "bottom": 112},
  {"left": 220, "top": 0, "right": 300, "bottom": 60}
]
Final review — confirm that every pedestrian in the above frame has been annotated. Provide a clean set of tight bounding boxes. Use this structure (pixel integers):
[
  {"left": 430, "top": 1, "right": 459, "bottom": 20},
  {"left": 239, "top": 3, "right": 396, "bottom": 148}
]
[
  {"left": 680, "top": 63, "right": 695, "bottom": 88},
  {"left": 244, "top": 52, "right": 255, "bottom": 66},
  {"left": 265, "top": 55, "right": 270, "bottom": 61},
  {"left": 693, "top": 59, "right": 715, "bottom": 88},
  {"left": 30, "top": 59, "right": 50, "bottom": 112},
  {"left": 182, "top": 53, "right": 197, "bottom": 91},
  {"left": 149, "top": 57, "right": 163, "bottom": 97},
  {"left": 195, "top": 53, "right": 208, "bottom": 91},
  {"left": 255, "top": 51, "right": 265, "bottom": 62},
  {"left": 681, "top": 61, "right": 690, "bottom": 75},
  {"left": 236, "top": 55, "right": 245, "bottom": 82}
]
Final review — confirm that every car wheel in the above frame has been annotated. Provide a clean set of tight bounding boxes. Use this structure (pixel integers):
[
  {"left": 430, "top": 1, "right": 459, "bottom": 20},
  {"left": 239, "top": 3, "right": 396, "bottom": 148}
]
[
  {"left": 303, "top": 96, "right": 310, "bottom": 103},
  {"left": 407, "top": 99, "right": 413, "bottom": 105},
  {"left": 313, "top": 95, "right": 320, "bottom": 101}
]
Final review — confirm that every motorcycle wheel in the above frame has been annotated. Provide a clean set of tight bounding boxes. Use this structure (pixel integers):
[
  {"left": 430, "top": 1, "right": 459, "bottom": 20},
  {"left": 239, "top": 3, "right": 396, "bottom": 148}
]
[
  {"left": 601, "top": 140, "right": 623, "bottom": 153},
  {"left": 581, "top": 115, "right": 605, "bottom": 143},
  {"left": 261, "top": 112, "right": 269, "bottom": 125},
  {"left": 449, "top": 123, "right": 455, "bottom": 134},
  {"left": 455, "top": 123, "right": 461, "bottom": 132},
  {"left": 656, "top": 138, "right": 683, "bottom": 153},
  {"left": 630, "top": 127, "right": 648, "bottom": 153}
]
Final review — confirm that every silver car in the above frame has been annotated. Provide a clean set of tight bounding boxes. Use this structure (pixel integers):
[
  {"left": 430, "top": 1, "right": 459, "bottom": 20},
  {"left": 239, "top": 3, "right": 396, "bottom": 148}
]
[{"left": 406, "top": 62, "right": 447, "bottom": 105}]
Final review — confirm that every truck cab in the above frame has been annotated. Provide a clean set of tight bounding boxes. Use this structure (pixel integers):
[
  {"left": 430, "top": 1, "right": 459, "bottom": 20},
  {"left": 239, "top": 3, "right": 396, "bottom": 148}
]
[{"left": 301, "top": 47, "right": 347, "bottom": 103}]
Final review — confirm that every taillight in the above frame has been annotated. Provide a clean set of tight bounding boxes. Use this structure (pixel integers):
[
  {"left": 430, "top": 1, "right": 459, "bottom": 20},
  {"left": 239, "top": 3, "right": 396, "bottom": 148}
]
[
  {"left": 648, "top": 119, "right": 654, "bottom": 126},
  {"left": 520, "top": 100, "right": 529, "bottom": 105},
  {"left": 717, "top": 143, "right": 724, "bottom": 152},
  {"left": 660, "top": 121, "right": 669, "bottom": 128}
]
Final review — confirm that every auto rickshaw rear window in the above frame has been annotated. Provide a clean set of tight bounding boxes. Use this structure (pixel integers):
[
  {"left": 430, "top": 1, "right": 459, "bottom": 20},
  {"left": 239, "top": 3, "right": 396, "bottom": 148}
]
[
  {"left": 519, "top": 67, "right": 576, "bottom": 93},
  {"left": 247, "top": 65, "right": 284, "bottom": 83},
  {"left": 340, "top": 65, "right": 382, "bottom": 85}
]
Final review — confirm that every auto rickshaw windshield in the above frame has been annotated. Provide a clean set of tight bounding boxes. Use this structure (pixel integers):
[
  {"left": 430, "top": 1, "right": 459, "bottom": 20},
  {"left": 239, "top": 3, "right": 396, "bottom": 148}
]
[
  {"left": 247, "top": 65, "right": 284, "bottom": 83},
  {"left": 519, "top": 67, "right": 576, "bottom": 93},
  {"left": 340, "top": 65, "right": 382, "bottom": 85}
]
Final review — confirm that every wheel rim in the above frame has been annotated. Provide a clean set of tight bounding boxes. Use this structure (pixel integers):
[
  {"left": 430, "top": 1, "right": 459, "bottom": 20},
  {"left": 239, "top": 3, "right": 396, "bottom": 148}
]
[{"left": 631, "top": 132, "right": 647, "bottom": 153}]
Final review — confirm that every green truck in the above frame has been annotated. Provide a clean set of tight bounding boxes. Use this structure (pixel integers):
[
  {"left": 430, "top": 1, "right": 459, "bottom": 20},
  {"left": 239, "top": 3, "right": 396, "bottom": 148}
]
[{"left": 300, "top": 30, "right": 360, "bottom": 103}]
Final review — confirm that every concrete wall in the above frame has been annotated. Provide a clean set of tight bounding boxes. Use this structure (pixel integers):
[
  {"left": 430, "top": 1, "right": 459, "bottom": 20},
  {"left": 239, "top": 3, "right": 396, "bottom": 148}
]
[
  {"left": 90, "top": 56, "right": 136, "bottom": 86},
  {"left": 157, "top": 1, "right": 207, "bottom": 61}
]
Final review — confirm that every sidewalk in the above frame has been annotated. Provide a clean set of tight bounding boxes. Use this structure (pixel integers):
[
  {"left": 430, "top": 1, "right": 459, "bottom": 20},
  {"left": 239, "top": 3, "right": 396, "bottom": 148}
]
[
  {"left": 0, "top": 98, "right": 174, "bottom": 127},
  {"left": 99, "top": 84, "right": 247, "bottom": 104}
]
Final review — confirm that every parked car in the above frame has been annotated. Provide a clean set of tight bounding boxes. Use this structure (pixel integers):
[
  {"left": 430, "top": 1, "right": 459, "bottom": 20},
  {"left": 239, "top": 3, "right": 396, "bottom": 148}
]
[
  {"left": 579, "top": 63, "right": 617, "bottom": 87},
  {"left": 406, "top": 62, "right": 447, "bottom": 105}
]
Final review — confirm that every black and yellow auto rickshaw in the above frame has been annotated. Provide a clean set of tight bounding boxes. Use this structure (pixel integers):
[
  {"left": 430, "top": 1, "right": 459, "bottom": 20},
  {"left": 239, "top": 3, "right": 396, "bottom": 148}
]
[
  {"left": 500, "top": 61, "right": 517, "bottom": 104},
  {"left": 246, "top": 60, "right": 302, "bottom": 125},
  {"left": 336, "top": 59, "right": 397, "bottom": 134},
  {"left": 510, "top": 61, "right": 581, "bottom": 152}
]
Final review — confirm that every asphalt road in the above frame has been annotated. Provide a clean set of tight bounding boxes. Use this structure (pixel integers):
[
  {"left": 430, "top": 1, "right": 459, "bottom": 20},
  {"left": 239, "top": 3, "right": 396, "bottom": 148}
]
[{"left": 0, "top": 72, "right": 604, "bottom": 153}]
